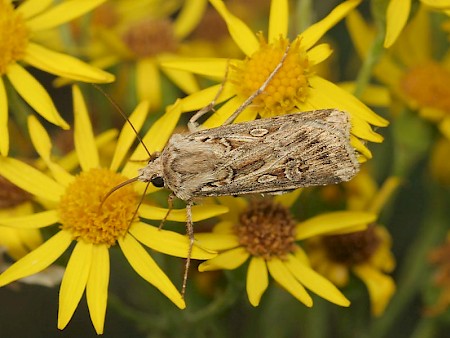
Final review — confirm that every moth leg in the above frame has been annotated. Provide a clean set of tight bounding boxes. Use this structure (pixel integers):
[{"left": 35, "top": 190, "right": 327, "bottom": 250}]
[
  {"left": 182, "top": 200, "right": 194, "bottom": 298},
  {"left": 188, "top": 62, "right": 230, "bottom": 132},
  {"left": 159, "top": 193, "right": 175, "bottom": 230},
  {"left": 222, "top": 44, "right": 291, "bottom": 126}
]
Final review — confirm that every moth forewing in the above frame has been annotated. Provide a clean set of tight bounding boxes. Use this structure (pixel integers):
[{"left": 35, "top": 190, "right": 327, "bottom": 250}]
[{"left": 138, "top": 109, "right": 360, "bottom": 200}]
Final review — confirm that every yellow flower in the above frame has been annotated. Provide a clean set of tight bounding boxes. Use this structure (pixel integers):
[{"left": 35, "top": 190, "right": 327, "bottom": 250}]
[
  {"left": 162, "top": 0, "right": 388, "bottom": 160},
  {"left": 384, "top": 0, "right": 450, "bottom": 48},
  {"left": 348, "top": 5, "right": 450, "bottom": 140},
  {"left": 0, "top": 0, "right": 115, "bottom": 156},
  {"left": 74, "top": 0, "right": 209, "bottom": 111},
  {"left": 196, "top": 193, "right": 376, "bottom": 307},
  {"left": 0, "top": 85, "right": 226, "bottom": 334},
  {"left": 307, "top": 172, "right": 399, "bottom": 316}
]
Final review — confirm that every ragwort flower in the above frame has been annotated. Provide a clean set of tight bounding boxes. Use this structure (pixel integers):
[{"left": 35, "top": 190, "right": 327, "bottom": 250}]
[
  {"left": 0, "top": 0, "right": 115, "bottom": 156},
  {"left": 162, "top": 0, "right": 388, "bottom": 160},
  {"left": 307, "top": 172, "right": 399, "bottom": 316},
  {"left": 75, "top": 0, "right": 209, "bottom": 111},
  {"left": 348, "top": 5, "right": 450, "bottom": 140},
  {"left": 0, "top": 86, "right": 226, "bottom": 334},
  {"left": 196, "top": 193, "right": 376, "bottom": 307}
]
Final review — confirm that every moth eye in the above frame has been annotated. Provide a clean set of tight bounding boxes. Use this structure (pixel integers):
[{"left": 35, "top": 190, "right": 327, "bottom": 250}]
[{"left": 151, "top": 176, "right": 165, "bottom": 188}]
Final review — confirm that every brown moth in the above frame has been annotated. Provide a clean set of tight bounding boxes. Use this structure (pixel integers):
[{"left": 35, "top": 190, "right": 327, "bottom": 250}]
[{"left": 107, "top": 46, "right": 360, "bottom": 296}]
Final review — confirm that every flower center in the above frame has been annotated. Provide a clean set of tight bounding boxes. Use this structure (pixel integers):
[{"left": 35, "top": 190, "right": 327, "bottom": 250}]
[
  {"left": 322, "top": 224, "right": 381, "bottom": 265},
  {"left": 235, "top": 199, "right": 296, "bottom": 260},
  {"left": 231, "top": 35, "right": 311, "bottom": 118},
  {"left": 401, "top": 62, "right": 450, "bottom": 113},
  {"left": 0, "top": 0, "right": 29, "bottom": 75},
  {"left": 122, "top": 18, "right": 178, "bottom": 58},
  {"left": 58, "top": 168, "right": 138, "bottom": 246},
  {"left": 0, "top": 175, "right": 31, "bottom": 208}
]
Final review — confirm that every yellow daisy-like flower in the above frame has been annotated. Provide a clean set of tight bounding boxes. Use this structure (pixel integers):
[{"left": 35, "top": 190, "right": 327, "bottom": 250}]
[
  {"left": 348, "top": 5, "right": 450, "bottom": 140},
  {"left": 77, "top": 0, "right": 208, "bottom": 111},
  {"left": 196, "top": 193, "right": 376, "bottom": 307},
  {"left": 162, "top": 0, "right": 388, "bottom": 160},
  {"left": 0, "top": 85, "right": 226, "bottom": 334},
  {"left": 0, "top": 0, "right": 115, "bottom": 156},
  {"left": 307, "top": 172, "right": 399, "bottom": 316},
  {"left": 384, "top": 0, "right": 450, "bottom": 47}
]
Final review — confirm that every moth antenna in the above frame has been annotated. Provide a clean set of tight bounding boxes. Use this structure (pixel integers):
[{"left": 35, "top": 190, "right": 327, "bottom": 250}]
[
  {"left": 91, "top": 84, "right": 152, "bottom": 158},
  {"left": 99, "top": 176, "right": 139, "bottom": 210}
]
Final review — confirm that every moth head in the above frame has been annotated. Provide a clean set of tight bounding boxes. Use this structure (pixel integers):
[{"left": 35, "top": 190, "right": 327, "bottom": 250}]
[{"left": 137, "top": 154, "right": 165, "bottom": 188}]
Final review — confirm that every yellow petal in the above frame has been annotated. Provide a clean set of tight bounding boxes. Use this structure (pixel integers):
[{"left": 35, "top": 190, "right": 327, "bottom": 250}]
[
  {"left": 136, "top": 59, "right": 161, "bottom": 110},
  {"left": 353, "top": 264, "right": 396, "bottom": 316},
  {"left": 268, "top": 0, "right": 288, "bottom": 43},
  {"left": 27, "top": 115, "right": 73, "bottom": 186},
  {"left": 17, "top": 0, "right": 53, "bottom": 19},
  {"left": 6, "top": 63, "right": 69, "bottom": 128},
  {"left": 0, "top": 230, "right": 71, "bottom": 286},
  {"left": 161, "top": 67, "right": 200, "bottom": 94},
  {"left": 307, "top": 43, "right": 333, "bottom": 65},
  {"left": 194, "top": 233, "right": 239, "bottom": 251},
  {"left": 209, "top": 0, "right": 259, "bottom": 56},
  {"left": 138, "top": 204, "right": 229, "bottom": 222},
  {"left": 308, "top": 76, "right": 389, "bottom": 127},
  {"left": 0, "top": 78, "right": 8, "bottom": 156},
  {"left": 110, "top": 101, "right": 150, "bottom": 172},
  {"left": 296, "top": 211, "right": 376, "bottom": 240},
  {"left": 178, "top": 82, "right": 235, "bottom": 112},
  {"left": 122, "top": 101, "right": 182, "bottom": 178},
  {"left": 160, "top": 58, "right": 230, "bottom": 79},
  {"left": 420, "top": 0, "right": 450, "bottom": 7},
  {"left": 0, "top": 157, "right": 64, "bottom": 201},
  {"left": 86, "top": 245, "right": 109, "bottom": 335},
  {"left": 58, "top": 241, "right": 93, "bottom": 330},
  {"left": 173, "top": 0, "right": 208, "bottom": 39},
  {"left": 439, "top": 117, "right": 450, "bottom": 140},
  {"left": 118, "top": 234, "right": 185, "bottom": 309},
  {"left": 73, "top": 85, "right": 99, "bottom": 171},
  {"left": 0, "top": 210, "right": 59, "bottom": 228},
  {"left": 24, "top": 43, "right": 114, "bottom": 83},
  {"left": 301, "top": 0, "right": 362, "bottom": 51},
  {"left": 338, "top": 82, "right": 391, "bottom": 107},
  {"left": 346, "top": 10, "right": 375, "bottom": 59},
  {"left": 247, "top": 257, "right": 268, "bottom": 306},
  {"left": 26, "top": 0, "right": 107, "bottom": 31},
  {"left": 267, "top": 258, "right": 313, "bottom": 307},
  {"left": 203, "top": 96, "right": 242, "bottom": 129},
  {"left": 285, "top": 254, "right": 350, "bottom": 306},
  {"left": 198, "top": 247, "right": 249, "bottom": 271},
  {"left": 384, "top": 0, "right": 411, "bottom": 48},
  {"left": 129, "top": 222, "right": 216, "bottom": 260}
]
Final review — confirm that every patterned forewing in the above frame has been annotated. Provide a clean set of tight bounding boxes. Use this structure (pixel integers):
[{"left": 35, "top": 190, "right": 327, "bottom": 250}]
[{"left": 192, "top": 109, "right": 359, "bottom": 196}]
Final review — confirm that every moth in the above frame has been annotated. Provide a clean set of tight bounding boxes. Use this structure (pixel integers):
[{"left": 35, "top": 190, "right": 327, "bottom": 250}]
[{"left": 106, "top": 46, "right": 360, "bottom": 296}]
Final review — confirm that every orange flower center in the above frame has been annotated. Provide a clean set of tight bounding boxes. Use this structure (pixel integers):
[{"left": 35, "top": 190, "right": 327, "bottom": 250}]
[
  {"left": 0, "top": 0, "right": 29, "bottom": 75},
  {"left": 122, "top": 18, "right": 178, "bottom": 58},
  {"left": 231, "top": 36, "right": 311, "bottom": 118},
  {"left": 322, "top": 224, "right": 380, "bottom": 265},
  {"left": 235, "top": 199, "right": 296, "bottom": 260},
  {"left": 401, "top": 62, "right": 450, "bottom": 113},
  {"left": 58, "top": 168, "right": 138, "bottom": 246}
]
